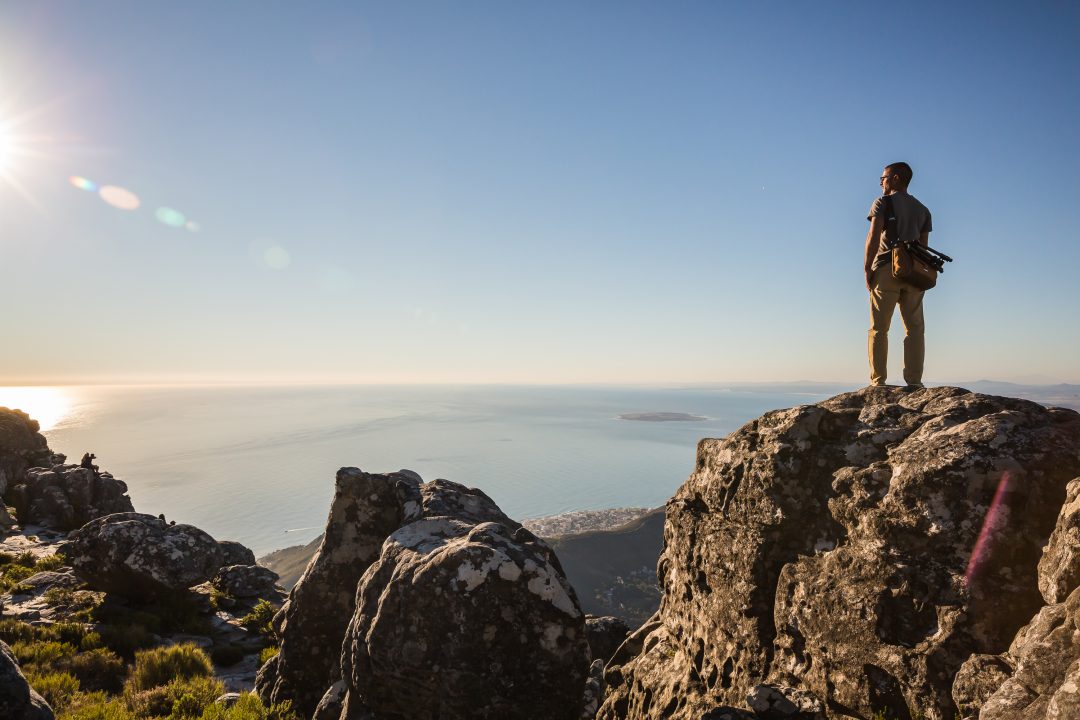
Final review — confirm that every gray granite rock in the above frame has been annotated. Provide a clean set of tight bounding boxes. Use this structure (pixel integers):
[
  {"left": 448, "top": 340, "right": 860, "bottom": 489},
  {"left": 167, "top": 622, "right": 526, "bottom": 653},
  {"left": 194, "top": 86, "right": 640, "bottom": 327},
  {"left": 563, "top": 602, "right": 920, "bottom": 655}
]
[
  {"left": 61, "top": 512, "right": 224, "bottom": 597},
  {"left": 598, "top": 386, "right": 1080, "bottom": 720},
  {"left": 953, "top": 653, "right": 1014, "bottom": 719},
  {"left": 218, "top": 540, "right": 257, "bottom": 567},
  {"left": 213, "top": 565, "right": 278, "bottom": 598},
  {"left": 1038, "top": 477, "right": 1080, "bottom": 604},
  {"left": 586, "top": 615, "right": 630, "bottom": 667},
  {"left": 0, "top": 639, "right": 55, "bottom": 720},
  {"left": 258, "top": 467, "right": 590, "bottom": 720},
  {"left": 7, "top": 465, "right": 134, "bottom": 530},
  {"left": 980, "top": 586, "right": 1080, "bottom": 720}
]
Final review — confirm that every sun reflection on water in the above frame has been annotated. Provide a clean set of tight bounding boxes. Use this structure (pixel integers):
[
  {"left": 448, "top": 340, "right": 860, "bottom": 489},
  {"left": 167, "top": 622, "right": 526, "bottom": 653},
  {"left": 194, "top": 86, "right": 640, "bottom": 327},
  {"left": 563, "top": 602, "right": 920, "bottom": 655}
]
[{"left": 0, "top": 387, "right": 75, "bottom": 432}]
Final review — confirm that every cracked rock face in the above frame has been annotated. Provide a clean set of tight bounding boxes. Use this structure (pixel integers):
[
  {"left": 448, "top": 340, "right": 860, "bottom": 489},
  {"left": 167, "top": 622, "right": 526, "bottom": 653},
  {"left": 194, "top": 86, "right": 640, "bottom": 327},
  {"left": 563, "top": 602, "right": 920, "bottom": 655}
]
[
  {"left": 598, "top": 386, "right": 1080, "bottom": 720},
  {"left": 1, "top": 639, "right": 55, "bottom": 720},
  {"left": 212, "top": 564, "right": 279, "bottom": 598},
  {"left": 342, "top": 516, "right": 589, "bottom": 720},
  {"left": 61, "top": 512, "right": 224, "bottom": 597},
  {"left": 257, "top": 468, "right": 589, "bottom": 720},
  {"left": 1038, "top": 477, "right": 1080, "bottom": 605},
  {"left": 0, "top": 407, "right": 52, "bottom": 499},
  {"left": 8, "top": 465, "right": 134, "bottom": 529}
]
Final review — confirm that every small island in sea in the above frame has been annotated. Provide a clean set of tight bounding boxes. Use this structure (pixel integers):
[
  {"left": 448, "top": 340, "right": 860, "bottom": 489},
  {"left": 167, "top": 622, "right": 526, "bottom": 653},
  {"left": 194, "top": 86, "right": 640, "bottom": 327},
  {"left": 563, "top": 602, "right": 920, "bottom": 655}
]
[{"left": 617, "top": 411, "right": 707, "bottom": 422}]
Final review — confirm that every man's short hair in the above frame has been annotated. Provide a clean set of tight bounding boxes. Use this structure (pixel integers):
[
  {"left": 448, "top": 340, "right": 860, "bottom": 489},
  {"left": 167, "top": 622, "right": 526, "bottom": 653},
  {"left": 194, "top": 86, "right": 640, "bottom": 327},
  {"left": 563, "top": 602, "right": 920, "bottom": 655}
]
[{"left": 885, "top": 162, "right": 914, "bottom": 187}]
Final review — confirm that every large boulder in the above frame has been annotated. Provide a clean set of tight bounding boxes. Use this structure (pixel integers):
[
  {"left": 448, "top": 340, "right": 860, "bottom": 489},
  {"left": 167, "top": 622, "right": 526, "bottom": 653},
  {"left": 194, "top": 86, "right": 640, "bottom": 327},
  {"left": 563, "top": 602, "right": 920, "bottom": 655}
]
[
  {"left": 213, "top": 565, "right": 279, "bottom": 598},
  {"left": 341, "top": 516, "right": 588, "bottom": 719},
  {"left": 218, "top": 540, "right": 257, "bottom": 567},
  {"left": 978, "top": 587, "right": 1080, "bottom": 720},
  {"left": 7, "top": 465, "right": 134, "bottom": 529},
  {"left": 598, "top": 386, "right": 1080, "bottom": 720},
  {"left": 61, "top": 512, "right": 224, "bottom": 597},
  {"left": 0, "top": 407, "right": 51, "bottom": 498},
  {"left": 258, "top": 467, "right": 590, "bottom": 720},
  {"left": 955, "top": 476, "right": 1080, "bottom": 719},
  {"left": 1038, "top": 477, "right": 1080, "bottom": 604},
  {"left": 256, "top": 468, "right": 422, "bottom": 717},
  {"left": 0, "top": 639, "right": 54, "bottom": 720}
]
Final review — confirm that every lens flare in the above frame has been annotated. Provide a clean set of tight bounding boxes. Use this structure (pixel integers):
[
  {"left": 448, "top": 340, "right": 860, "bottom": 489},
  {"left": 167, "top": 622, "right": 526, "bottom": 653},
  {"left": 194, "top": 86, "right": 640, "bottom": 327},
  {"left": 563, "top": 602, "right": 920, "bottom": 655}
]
[
  {"left": 965, "top": 471, "right": 1015, "bottom": 587},
  {"left": 155, "top": 207, "right": 186, "bottom": 227},
  {"left": 264, "top": 246, "right": 291, "bottom": 270},
  {"left": 185, "top": 220, "right": 201, "bottom": 233},
  {"left": 99, "top": 185, "right": 140, "bottom": 210},
  {"left": 69, "top": 175, "right": 98, "bottom": 192}
]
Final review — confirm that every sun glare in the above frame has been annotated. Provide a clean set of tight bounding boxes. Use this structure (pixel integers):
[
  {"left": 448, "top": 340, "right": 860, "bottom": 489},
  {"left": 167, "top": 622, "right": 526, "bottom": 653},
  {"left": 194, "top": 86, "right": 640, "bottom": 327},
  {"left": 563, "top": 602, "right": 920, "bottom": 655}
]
[{"left": 0, "top": 387, "right": 75, "bottom": 433}]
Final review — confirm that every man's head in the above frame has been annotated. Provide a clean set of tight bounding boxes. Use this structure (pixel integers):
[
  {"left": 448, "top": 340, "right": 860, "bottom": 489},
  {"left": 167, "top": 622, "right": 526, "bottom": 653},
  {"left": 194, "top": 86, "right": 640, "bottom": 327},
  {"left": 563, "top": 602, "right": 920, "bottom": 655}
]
[{"left": 880, "top": 162, "right": 913, "bottom": 193}]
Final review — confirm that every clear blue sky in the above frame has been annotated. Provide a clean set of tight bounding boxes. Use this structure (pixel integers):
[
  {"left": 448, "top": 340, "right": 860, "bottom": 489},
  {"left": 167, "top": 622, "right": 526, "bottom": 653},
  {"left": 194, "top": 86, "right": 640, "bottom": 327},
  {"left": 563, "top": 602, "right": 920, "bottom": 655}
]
[{"left": 2, "top": 2, "right": 1078, "bottom": 385}]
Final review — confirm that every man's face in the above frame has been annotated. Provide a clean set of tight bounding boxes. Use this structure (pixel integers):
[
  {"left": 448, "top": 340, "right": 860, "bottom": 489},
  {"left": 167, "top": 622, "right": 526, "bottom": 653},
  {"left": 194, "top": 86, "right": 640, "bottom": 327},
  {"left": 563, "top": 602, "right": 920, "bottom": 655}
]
[{"left": 880, "top": 167, "right": 897, "bottom": 194}]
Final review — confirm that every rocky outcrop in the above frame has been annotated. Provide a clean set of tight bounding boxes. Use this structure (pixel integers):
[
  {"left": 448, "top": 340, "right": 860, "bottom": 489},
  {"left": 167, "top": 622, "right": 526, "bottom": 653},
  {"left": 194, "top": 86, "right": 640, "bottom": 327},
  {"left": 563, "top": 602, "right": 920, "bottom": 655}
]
[
  {"left": 213, "top": 565, "right": 279, "bottom": 598},
  {"left": 60, "top": 512, "right": 224, "bottom": 597},
  {"left": 0, "top": 407, "right": 53, "bottom": 529},
  {"left": 598, "top": 386, "right": 1080, "bottom": 720},
  {"left": 958, "top": 476, "right": 1080, "bottom": 719},
  {"left": 218, "top": 540, "right": 257, "bottom": 567},
  {"left": 0, "top": 639, "right": 54, "bottom": 720},
  {"left": 7, "top": 465, "right": 134, "bottom": 529},
  {"left": 1038, "top": 477, "right": 1080, "bottom": 604},
  {"left": 256, "top": 468, "right": 422, "bottom": 716},
  {"left": 258, "top": 467, "right": 590, "bottom": 720},
  {"left": 586, "top": 616, "right": 631, "bottom": 666}
]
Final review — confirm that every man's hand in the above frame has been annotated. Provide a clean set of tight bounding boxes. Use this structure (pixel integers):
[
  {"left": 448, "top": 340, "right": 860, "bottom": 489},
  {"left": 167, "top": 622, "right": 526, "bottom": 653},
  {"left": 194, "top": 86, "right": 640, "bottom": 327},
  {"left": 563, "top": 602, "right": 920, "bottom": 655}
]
[{"left": 866, "top": 267, "right": 875, "bottom": 292}]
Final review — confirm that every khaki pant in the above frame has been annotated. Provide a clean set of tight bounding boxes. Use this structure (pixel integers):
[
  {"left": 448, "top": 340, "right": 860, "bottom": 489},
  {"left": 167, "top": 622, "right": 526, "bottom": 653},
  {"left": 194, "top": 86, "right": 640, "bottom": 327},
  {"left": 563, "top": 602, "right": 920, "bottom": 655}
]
[{"left": 868, "top": 264, "right": 925, "bottom": 386}]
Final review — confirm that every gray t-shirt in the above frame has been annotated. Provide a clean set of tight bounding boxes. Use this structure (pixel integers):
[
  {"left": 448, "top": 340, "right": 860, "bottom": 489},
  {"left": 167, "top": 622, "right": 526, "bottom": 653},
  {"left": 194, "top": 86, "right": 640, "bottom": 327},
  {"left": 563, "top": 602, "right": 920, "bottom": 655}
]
[{"left": 868, "top": 191, "right": 933, "bottom": 270}]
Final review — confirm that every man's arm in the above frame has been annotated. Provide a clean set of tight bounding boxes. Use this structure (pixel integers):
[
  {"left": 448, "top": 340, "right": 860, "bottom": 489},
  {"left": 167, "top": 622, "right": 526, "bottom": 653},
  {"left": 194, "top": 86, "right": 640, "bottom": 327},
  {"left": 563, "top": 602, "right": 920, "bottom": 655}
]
[{"left": 864, "top": 215, "right": 883, "bottom": 291}]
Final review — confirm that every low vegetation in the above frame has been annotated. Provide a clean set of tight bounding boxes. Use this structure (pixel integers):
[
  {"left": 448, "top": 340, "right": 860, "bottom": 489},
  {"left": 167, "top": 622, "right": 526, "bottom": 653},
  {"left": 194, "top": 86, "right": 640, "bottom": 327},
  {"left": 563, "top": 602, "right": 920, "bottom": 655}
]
[{"left": 1, "top": 548, "right": 290, "bottom": 719}]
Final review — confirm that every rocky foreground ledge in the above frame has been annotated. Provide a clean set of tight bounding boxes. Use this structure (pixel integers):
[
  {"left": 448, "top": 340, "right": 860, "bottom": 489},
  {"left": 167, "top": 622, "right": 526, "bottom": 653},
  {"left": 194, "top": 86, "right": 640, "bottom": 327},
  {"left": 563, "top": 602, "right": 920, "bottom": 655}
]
[
  {"left": 599, "top": 385, "right": 1080, "bottom": 720},
  {"left": 5, "top": 386, "right": 1080, "bottom": 720}
]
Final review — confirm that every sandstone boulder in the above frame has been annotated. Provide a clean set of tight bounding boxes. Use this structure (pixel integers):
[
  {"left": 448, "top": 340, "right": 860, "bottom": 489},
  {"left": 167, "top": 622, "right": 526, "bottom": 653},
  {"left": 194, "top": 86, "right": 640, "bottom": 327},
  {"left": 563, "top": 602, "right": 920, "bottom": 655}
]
[
  {"left": 213, "top": 564, "right": 279, "bottom": 598},
  {"left": 598, "top": 386, "right": 1080, "bottom": 720},
  {"left": 61, "top": 512, "right": 224, "bottom": 597},
  {"left": 8, "top": 465, "right": 134, "bottom": 529},
  {"left": 0, "top": 639, "right": 54, "bottom": 720}
]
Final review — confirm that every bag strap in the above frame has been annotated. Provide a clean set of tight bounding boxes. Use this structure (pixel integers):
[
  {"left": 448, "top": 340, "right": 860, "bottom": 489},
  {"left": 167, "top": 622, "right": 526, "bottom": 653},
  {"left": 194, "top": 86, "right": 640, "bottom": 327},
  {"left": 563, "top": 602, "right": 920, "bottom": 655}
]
[{"left": 882, "top": 194, "right": 898, "bottom": 249}]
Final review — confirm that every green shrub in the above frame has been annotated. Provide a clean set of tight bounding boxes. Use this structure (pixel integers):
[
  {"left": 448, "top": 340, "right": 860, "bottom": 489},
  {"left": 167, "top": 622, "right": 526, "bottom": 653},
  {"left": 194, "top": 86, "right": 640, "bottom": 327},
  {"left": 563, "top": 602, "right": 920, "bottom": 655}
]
[
  {"left": 199, "top": 693, "right": 299, "bottom": 720},
  {"left": 210, "top": 644, "right": 245, "bottom": 667},
  {"left": 0, "top": 618, "right": 37, "bottom": 644},
  {"left": 239, "top": 601, "right": 275, "bottom": 636},
  {"left": 80, "top": 632, "right": 104, "bottom": 652},
  {"left": 0, "top": 562, "right": 36, "bottom": 591},
  {"left": 57, "top": 693, "right": 137, "bottom": 720},
  {"left": 127, "top": 643, "right": 213, "bottom": 692},
  {"left": 171, "top": 691, "right": 204, "bottom": 718},
  {"left": 258, "top": 646, "right": 279, "bottom": 665},
  {"left": 97, "top": 623, "right": 155, "bottom": 659},
  {"left": 25, "top": 670, "right": 82, "bottom": 712},
  {"left": 64, "top": 647, "right": 127, "bottom": 693},
  {"left": 15, "top": 550, "right": 38, "bottom": 567},
  {"left": 0, "top": 550, "right": 14, "bottom": 566},
  {"left": 36, "top": 553, "right": 67, "bottom": 571},
  {"left": 13, "top": 639, "right": 78, "bottom": 667},
  {"left": 52, "top": 622, "right": 92, "bottom": 646},
  {"left": 124, "top": 675, "right": 224, "bottom": 718}
]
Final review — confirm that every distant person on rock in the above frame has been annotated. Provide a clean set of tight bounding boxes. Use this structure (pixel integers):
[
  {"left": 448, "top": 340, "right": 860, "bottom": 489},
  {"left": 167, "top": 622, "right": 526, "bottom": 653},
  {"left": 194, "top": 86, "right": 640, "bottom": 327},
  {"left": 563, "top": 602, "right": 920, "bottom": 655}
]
[
  {"left": 864, "top": 162, "right": 933, "bottom": 388},
  {"left": 80, "top": 452, "right": 100, "bottom": 477}
]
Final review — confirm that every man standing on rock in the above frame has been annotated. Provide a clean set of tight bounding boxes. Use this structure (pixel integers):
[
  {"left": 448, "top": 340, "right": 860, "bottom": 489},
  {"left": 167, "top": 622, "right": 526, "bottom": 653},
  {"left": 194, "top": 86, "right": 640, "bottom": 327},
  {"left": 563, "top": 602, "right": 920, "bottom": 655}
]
[{"left": 864, "top": 162, "right": 933, "bottom": 387}]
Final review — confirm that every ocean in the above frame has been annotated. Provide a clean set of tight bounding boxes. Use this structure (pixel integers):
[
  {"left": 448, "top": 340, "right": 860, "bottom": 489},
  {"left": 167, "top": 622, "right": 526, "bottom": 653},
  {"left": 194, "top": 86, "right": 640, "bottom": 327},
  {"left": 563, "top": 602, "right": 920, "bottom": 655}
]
[{"left": 3, "top": 384, "right": 844, "bottom": 556}]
